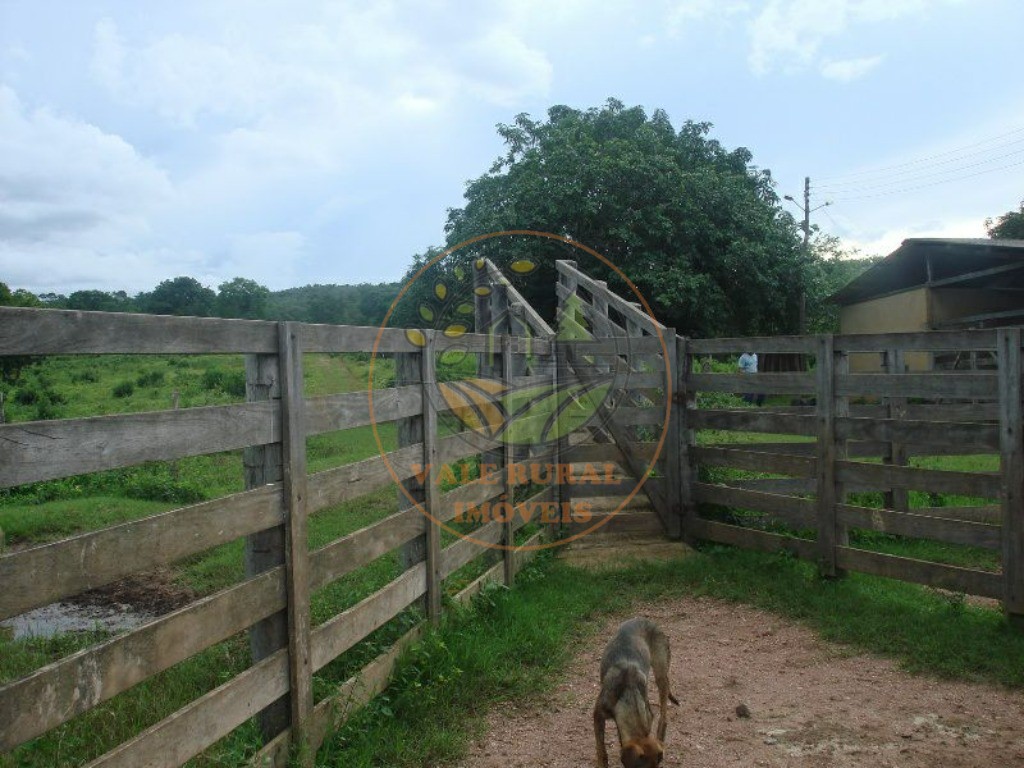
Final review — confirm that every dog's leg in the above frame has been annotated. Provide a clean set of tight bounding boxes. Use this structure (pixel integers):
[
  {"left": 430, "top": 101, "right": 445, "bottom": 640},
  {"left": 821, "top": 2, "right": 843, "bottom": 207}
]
[
  {"left": 650, "top": 629, "right": 676, "bottom": 742},
  {"left": 593, "top": 704, "right": 609, "bottom": 768}
]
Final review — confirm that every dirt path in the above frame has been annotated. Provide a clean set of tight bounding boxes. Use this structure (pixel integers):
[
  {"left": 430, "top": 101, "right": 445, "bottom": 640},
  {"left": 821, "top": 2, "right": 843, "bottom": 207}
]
[{"left": 455, "top": 598, "right": 1024, "bottom": 767}]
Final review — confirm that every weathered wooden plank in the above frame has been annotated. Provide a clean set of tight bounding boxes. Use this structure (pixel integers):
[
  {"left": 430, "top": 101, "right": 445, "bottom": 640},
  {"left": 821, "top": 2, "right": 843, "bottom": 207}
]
[
  {"left": 836, "top": 504, "right": 1001, "bottom": 549},
  {"left": 998, "top": 328, "right": 1024, "bottom": 620},
  {"left": 692, "top": 483, "right": 816, "bottom": 528},
  {"left": 0, "top": 401, "right": 279, "bottom": 488},
  {"left": 835, "top": 461, "right": 1000, "bottom": 498},
  {"left": 815, "top": 336, "right": 842, "bottom": 578},
  {"left": 686, "top": 336, "right": 817, "bottom": 355},
  {"left": 690, "top": 519, "right": 818, "bottom": 560},
  {"left": 0, "top": 568, "right": 286, "bottom": 752},
  {"left": 835, "top": 329, "right": 997, "bottom": 353},
  {"left": 242, "top": 352, "right": 287, "bottom": 740},
  {"left": 309, "top": 508, "right": 424, "bottom": 592},
  {"left": 0, "top": 306, "right": 278, "bottom": 355},
  {"left": 564, "top": 441, "right": 659, "bottom": 464},
  {"left": 485, "top": 258, "right": 555, "bottom": 338},
  {"left": 699, "top": 439, "right": 993, "bottom": 459},
  {"left": 836, "top": 373, "right": 997, "bottom": 400},
  {"left": 883, "top": 348, "right": 910, "bottom": 515},
  {"left": 306, "top": 444, "right": 422, "bottom": 514},
  {"left": 729, "top": 477, "right": 816, "bottom": 495},
  {"left": 835, "top": 547, "right": 1003, "bottom": 599},
  {"left": 299, "top": 322, "right": 549, "bottom": 356},
  {"left": 277, "top": 323, "right": 313, "bottom": 752},
  {"left": 305, "top": 386, "right": 422, "bottom": 435},
  {"left": 687, "top": 408, "right": 817, "bottom": 436},
  {"left": 0, "top": 484, "right": 283, "bottom": 620},
  {"left": 609, "top": 406, "right": 665, "bottom": 426},
  {"left": 566, "top": 337, "right": 665, "bottom": 355},
  {"left": 86, "top": 648, "right": 290, "bottom": 768},
  {"left": 310, "top": 562, "right": 427, "bottom": 672},
  {"left": 556, "top": 260, "right": 666, "bottom": 334},
  {"left": 678, "top": 337, "right": 698, "bottom": 545},
  {"left": 252, "top": 623, "right": 427, "bottom": 768},
  {"left": 915, "top": 505, "right": 1001, "bottom": 524},
  {"left": 511, "top": 529, "right": 547, "bottom": 574},
  {"left": 686, "top": 372, "right": 816, "bottom": 395},
  {"left": 441, "top": 520, "right": 505, "bottom": 577},
  {"left": 690, "top": 446, "right": 816, "bottom": 477},
  {"left": 835, "top": 417, "right": 999, "bottom": 453},
  {"left": 452, "top": 561, "right": 505, "bottom": 607},
  {"left": 420, "top": 331, "right": 443, "bottom": 622}
]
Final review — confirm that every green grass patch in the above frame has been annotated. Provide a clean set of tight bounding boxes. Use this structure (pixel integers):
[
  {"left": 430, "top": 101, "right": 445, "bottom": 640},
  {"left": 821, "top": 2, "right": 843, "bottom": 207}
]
[{"left": 317, "top": 548, "right": 1024, "bottom": 767}]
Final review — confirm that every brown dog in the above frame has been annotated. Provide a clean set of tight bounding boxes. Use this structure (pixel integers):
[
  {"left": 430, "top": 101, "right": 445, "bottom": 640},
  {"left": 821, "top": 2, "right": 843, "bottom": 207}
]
[{"left": 593, "top": 617, "right": 678, "bottom": 768}]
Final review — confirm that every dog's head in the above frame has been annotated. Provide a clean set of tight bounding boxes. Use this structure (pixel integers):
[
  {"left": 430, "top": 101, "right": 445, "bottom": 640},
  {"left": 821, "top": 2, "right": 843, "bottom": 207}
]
[{"left": 620, "top": 736, "right": 664, "bottom": 768}]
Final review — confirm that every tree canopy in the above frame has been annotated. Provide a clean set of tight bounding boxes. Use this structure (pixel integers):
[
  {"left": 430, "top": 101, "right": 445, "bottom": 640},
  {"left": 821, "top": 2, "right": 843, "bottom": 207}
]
[
  {"left": 986, "top": 200, "right": 1024, "bottom": 240},
  {"left": 440, "top": 99, "right": 806, "bottom": 337}
]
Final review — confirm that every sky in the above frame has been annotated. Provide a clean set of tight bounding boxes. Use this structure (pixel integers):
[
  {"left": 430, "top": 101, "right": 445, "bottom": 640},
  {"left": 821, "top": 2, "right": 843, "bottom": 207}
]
[{"left": 1, "top": 0, "right": 1022, "bottom": 296}]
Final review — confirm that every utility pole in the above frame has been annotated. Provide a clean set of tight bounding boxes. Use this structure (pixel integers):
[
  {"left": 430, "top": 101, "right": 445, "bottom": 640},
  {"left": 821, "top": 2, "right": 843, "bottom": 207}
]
[{"left": 784, "top": 176, "right": 830, "bottom": 333}]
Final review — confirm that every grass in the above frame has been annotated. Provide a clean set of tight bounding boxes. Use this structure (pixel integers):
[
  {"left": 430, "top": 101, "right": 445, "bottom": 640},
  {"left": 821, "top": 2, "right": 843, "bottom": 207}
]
[{"left": 316, "top": 548, "right": 1024, "bottom": 767}]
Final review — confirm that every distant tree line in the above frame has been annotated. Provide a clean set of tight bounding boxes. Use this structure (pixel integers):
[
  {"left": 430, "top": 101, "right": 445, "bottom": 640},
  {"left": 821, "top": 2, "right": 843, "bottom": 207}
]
[{"left": 0, "top": 276, "right": 400, "bottom": 327}]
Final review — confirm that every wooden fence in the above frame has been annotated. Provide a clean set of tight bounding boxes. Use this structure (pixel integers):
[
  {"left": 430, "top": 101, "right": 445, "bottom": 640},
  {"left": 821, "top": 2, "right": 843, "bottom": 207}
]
[
  {"left": 3, "top": 261, "right": 1024, "bottom": 767},
  {"left": 681, "top": 329, "right": 1023, "bottom": 621},
  {"left": 0, "top": 305, "right": 556, "bottom": 767},
  {"left": 552, "top": 260, "right": 1022, "bottom": 620}
]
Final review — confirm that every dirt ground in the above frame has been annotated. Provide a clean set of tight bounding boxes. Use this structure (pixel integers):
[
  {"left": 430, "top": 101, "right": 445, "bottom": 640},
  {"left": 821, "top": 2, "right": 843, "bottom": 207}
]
[{"left": 456, "top": 598, "right": 1024, "bottom": 768}]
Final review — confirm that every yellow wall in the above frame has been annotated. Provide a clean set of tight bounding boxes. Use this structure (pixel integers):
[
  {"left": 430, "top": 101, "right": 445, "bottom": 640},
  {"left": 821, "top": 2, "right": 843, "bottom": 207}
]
[
  {"left": 839, "top": 288, "right": 930, "bottom": 371},
  {"left": 930, "top": 288, "right": 1021, "bottom": 325}
]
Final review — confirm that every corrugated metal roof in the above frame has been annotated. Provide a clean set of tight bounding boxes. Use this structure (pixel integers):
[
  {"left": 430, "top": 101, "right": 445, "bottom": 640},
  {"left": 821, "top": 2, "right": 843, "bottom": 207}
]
[{"left": 831, "top": 238, "right": 1024, "bottom": 305}]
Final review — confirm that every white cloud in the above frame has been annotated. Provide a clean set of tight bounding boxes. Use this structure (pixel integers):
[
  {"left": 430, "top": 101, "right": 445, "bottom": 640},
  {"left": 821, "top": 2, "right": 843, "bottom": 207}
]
[
  {"left": 820, "top": 54, "right": 885, "bottom": 82},
  {"left": 747, "top": 0, "right": 962, "bottom": 76},
  {"left": 0, "top": 85, "right": 173, "bottom": 250},
  {"left": 666, "top": 0, "right": 749, "bottom": 36},
  {"left": 846, "top": 215, "right": 988, "bottom": 258}
]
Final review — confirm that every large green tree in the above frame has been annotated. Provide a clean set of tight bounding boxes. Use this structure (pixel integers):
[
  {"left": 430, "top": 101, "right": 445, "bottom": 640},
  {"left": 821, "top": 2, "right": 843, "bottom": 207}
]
[
  {"left": 216, "top": 277, "right": 270, "bottom": 319},
  {"left": 439, "top": 99, "right": 805, "bottom": 337},
  {"left": 139, "top": 277, "right": 216, "bottom": 317},
  {"left": 986, "top": 200, "right": 1024, "bottom": 240}
]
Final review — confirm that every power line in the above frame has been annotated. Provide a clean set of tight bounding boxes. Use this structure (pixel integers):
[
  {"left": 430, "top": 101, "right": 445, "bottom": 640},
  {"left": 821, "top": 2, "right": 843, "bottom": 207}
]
[
  {"left": 816, "top": 138, "right": 1024, "bottom": 191},
  {"left": 816, "top": 125, "right": 1024, "bottom": 185},
  {"left": 817, "top": 145, "right": 1024, "bottom": 195},
  {"left": 828, "top": 157, "right": 1024, "bottom": 202}
]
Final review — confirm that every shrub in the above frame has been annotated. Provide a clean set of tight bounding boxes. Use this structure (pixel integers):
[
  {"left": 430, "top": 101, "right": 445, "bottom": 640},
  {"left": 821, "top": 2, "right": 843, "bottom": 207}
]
[
  {"left": 112, "top": 381, "right": 135, "bottom": 398},
  {"left": 14, "top": 385, "right": 40, "bottom": 405},
  {"left": 136, "top": 370, "right": 166, "bottom": 388},
  {"left": 200, "top": 368, "right": 246, "bottom": 398}
]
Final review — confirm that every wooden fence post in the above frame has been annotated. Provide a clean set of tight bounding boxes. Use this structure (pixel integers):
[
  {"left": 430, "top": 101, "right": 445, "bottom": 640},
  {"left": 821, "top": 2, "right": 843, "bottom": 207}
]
[
  {"left": 998, "top": 328, "right": 1024, "bottom": 628},
  {"left": 502, "top": 334, "right": 517, "bottom": 584},
  {"left": 676, "top": 336, "right": 697, "bottom": 545},
  {"left": 277, "top": 322, "right": 313, "bottom": 760},
  {"left": 662, "top": 328, "right": 683, "bottom": 539},
  {"left": 420, "top": 331, "right": 443, "bottom": 623},
  {"left": 243, "top": 352, "right": 288, "bottom": 741},
  {"left": 884, "top": 348, "right": 909, "bottom": 514},
  {"left": 396, "top": 349, "right": 427, "bottom": 575},
  {"left": 815, "top": 334, "right": 844, "bottom": 578}
]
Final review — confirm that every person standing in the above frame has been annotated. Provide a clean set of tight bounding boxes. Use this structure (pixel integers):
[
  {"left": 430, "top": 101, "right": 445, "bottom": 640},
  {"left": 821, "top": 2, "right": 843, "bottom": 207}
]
[{"left": 738, "top": 351, "right": 763, "bottom": 406}]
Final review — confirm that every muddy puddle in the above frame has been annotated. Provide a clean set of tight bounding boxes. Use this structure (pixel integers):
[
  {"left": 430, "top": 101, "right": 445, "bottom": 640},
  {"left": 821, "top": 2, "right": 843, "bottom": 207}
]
[{"left": 0, "top": 601, "right": 155, "bottom": 640}]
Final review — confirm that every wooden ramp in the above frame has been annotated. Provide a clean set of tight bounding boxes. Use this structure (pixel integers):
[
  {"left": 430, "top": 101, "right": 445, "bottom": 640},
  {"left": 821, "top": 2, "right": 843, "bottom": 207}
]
[{"left": 557, "top": 464, "right": 694, "bottom": 569}]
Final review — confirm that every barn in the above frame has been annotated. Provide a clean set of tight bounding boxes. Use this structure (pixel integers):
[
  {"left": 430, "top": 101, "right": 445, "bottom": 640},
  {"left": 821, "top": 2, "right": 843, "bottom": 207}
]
[{"left": 832, "top": 237, "right": 1024, "bottom": 371}]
